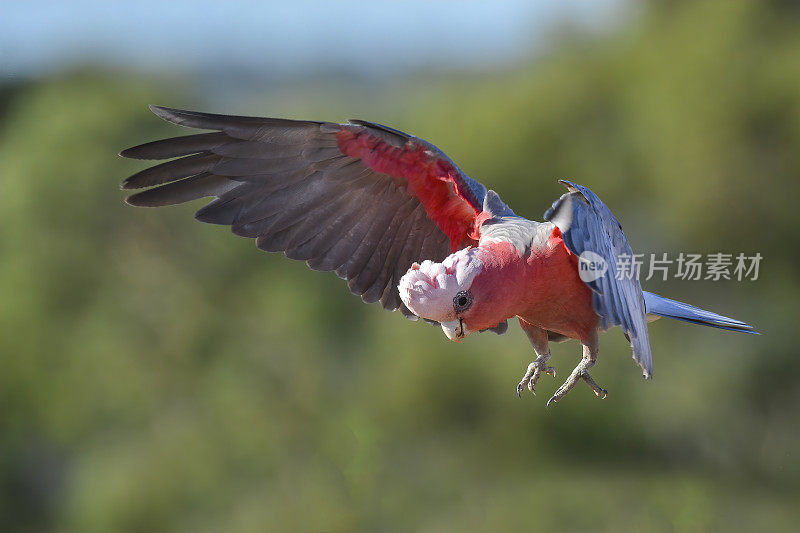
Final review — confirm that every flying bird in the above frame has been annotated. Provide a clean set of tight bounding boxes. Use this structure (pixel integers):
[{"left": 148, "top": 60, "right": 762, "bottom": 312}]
[{"left": 121, "top": 106, "right": 757, "bottom": 405}]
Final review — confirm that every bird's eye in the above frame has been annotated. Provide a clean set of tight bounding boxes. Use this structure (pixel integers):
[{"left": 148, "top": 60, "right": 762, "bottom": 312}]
[{"left": 453, "top": 290, "right": 473, "bottom": 313}]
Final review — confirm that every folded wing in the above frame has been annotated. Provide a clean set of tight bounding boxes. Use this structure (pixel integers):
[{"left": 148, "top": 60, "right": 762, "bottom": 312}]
[
  {"left": 544, "top": 180, "right": 654, "bottom": 377},
  {"left": 121, "top": 106, "right": 492, "bottom": 318}
]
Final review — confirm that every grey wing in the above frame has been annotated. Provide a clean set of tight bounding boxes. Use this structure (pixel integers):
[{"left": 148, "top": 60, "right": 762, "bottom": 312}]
[
  {"left": 120, "top": 106, "right": 490, "bottom": 319},
  {"left": 544, "top": 180, "right": 653, "bottom": 377}
]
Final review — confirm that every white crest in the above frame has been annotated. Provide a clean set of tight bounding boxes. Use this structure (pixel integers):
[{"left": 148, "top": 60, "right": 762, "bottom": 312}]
[{"left": 398, "top": 247, "right": 484, "bottom": 322}]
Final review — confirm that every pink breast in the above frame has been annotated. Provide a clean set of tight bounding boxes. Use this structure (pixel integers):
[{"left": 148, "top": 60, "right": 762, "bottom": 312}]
[{"left": 468, "top": 228, "right": 599, "bottom": 342}]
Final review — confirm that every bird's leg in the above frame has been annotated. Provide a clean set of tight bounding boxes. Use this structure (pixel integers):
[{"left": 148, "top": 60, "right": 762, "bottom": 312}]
[
  {"left": 547, "top": 329, "right": 607, "bottom": 406},
  {"left": 516, "top": 320, "right": 556, "bottom": 397}
]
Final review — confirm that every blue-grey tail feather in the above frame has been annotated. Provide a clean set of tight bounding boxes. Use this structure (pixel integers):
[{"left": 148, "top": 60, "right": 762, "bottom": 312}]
[{"left": 643, "top": 291, "right": 758, "bottom": 334}]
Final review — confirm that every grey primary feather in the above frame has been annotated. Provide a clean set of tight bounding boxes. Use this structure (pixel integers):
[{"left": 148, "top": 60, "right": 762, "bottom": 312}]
[
  {"left": 122, "top": 152, "right": 218, "bottom": 189},
  {"left": 121, "top": 106, "right": 497, "bottom": 319},
  {"left": 126, "top": 173, "right": 237, "bottom": 207},
  {"left": 120, "top": 132, "right": 232, "bottom": 160},
  {"left": 544, "top": 180, "right": 654, "bottom": 378}
]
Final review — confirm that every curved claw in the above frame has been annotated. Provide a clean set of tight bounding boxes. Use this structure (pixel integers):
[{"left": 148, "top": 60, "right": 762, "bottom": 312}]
[
  {"left": 580, "top": 370, "right": 608, "bottom": 399},
  {"left": 547, "top": 365, "right": 608, "bottom": 405},
  {"left": 516, "top": 358, "right": 555, "bottom": 399},
  {"left": 516, "top": 379, "right": 537, "bottom": 397}
]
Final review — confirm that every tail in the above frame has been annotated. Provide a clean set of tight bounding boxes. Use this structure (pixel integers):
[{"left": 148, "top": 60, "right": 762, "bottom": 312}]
[{"left": 643, "top": 291, "right": 758, "bottom": 334}]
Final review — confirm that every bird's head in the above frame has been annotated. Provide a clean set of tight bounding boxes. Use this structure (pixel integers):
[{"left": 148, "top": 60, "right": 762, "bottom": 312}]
[{"left": 398, "top": 247, "right": 497, "bottom": 342}]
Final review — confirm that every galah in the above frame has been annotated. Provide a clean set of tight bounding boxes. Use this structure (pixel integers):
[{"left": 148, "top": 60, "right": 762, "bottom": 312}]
[{"left": 121, "top": 106, "right": 757, "bottom": 405}]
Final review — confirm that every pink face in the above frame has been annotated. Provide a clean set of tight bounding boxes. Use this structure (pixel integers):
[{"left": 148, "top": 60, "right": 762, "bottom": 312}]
[{"left": 398, "top": 247, "right": 508, "bottom": 341}]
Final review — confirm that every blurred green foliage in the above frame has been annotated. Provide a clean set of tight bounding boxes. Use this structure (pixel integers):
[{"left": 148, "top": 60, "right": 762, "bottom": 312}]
[{"left": 1, "top": 1, "right": 799, "bottom": 531}]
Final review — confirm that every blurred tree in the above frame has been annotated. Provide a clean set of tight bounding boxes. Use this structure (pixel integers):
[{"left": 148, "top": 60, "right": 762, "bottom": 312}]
[{"left": 0, "top": 1, "right": 798, "bottom": 531}]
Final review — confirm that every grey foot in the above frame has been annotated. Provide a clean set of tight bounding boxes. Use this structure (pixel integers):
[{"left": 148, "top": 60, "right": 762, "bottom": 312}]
[
  {"left": 546, "top": 360, "right": 607, "bottom": 406},
  {"left": 516, "top": 355, "right": 556, "bottom": 397}
]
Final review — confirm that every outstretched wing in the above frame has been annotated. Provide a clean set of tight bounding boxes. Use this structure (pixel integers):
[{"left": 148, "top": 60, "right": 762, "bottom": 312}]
[
  {"left": 544, "top": 180, "right": 653, "bottom": 377},
  {"left": 121, "top": 106, "right": 492, "bottom": 318}
]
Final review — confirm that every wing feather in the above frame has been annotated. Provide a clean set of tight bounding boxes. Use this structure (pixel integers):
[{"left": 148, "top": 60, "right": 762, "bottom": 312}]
[
  {"left": 125, "top": 172, "right": 237, "bottom": 207},
  {"left": 362, "top": 199, "right": 422, "bottom": 304},
  {"left": 380, "top": 206, "right": 432, "bottom": 311},
  {"left": 545, "top": 180, "right": 654, "bottom": 377},
  {"left": 340, "top": 183, "right": 404, "bottom": 284},
  {"left": 120, "top": 132, "right": 231, "bottom": 160},
  {"left": 122, "top": 152, "right": 218, "bottom": 189},
  {"left": 354, "top": 195, "right": 420, "bottom": 302},
  {"left": 121, "top": 106, "right": 504, "bottom": 318}
]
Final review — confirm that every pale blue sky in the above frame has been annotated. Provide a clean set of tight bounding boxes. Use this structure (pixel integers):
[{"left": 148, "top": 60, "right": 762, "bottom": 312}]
[{"left": 2, "top": 0, "right": 623, "bottom": 80}]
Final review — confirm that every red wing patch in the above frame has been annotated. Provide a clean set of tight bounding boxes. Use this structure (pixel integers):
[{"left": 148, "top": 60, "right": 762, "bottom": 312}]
[{"left": 337, "top": 128, "right": 482, "bottom": 252}]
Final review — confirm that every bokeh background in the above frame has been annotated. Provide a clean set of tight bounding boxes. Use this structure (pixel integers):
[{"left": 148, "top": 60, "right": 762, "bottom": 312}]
[{"left": 1, "top": 1, "right": 798, "bottom": 531}]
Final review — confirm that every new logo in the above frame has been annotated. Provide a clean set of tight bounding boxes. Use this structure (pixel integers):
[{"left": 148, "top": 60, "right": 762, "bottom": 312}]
[{"left": 578, "top": 251, "right": 608, "bottom": 282}]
